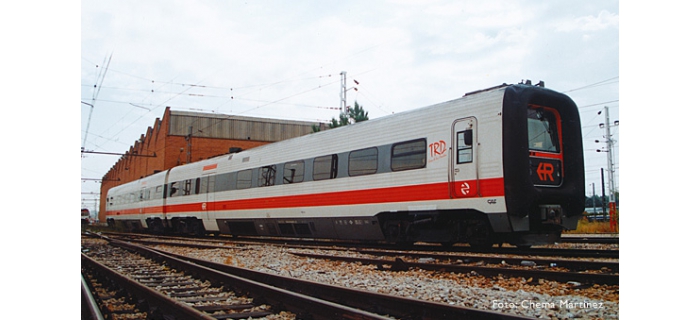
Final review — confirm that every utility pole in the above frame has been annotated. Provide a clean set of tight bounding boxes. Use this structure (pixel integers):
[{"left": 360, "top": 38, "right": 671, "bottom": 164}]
[
  {"left": 601, "top": 168, "right": 607, "bottom": 218},
  {"left": 340, "top": 71, "right": 347, "bottom": 112},
  {"left": 597, "top": 106, "right": 618, "bottom": 204},
  {"left": 187, "top": 126, "right": 193, "bottom": 164},
  {"left": 591, "top": 182, "right": 596, "bottom": 211}
]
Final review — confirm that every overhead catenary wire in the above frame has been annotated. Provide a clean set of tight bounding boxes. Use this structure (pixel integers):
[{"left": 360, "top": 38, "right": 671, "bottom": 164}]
[
  {"left": 562, "top": 76, "right": 618, "bottom": 93},
  {"left": 83, "top": 53, "right": 620, "bottom": 167},
  {"left": 82, "top": 53, "right": 112, "bottom": 153},
  {"left": 81, "top": 59, "right": 346, "bottom": 150}
]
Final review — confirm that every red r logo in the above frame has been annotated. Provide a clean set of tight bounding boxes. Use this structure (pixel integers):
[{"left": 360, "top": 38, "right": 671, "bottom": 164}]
[{"left": 537, "top": 162, "right": 555, "bottom": 181}]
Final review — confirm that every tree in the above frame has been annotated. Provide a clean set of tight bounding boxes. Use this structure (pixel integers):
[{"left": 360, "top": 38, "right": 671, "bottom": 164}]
[
  {"left": 313, "top": 101, "right": 369, "bottom": 132},
  {"left": 585, "top": 195, "right": 608, "bottom": 208},
  {"left": 347, "top": 101, "right": 369, "bottom": 123}
]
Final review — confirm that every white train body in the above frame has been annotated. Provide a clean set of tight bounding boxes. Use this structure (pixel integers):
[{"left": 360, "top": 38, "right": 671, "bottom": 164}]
[{"left": 106, "top": 83, "right": 585, "bottom": 247}]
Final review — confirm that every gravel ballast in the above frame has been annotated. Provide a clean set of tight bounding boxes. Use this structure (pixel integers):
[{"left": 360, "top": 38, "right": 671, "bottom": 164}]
[{"left": 153, "top": 244, "right": 619, "bottom": 319}]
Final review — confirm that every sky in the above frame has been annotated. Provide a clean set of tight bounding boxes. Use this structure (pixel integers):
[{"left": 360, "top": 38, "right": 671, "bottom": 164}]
[{"left": 79, "top": 0, "right": 620, "bottom": 211}]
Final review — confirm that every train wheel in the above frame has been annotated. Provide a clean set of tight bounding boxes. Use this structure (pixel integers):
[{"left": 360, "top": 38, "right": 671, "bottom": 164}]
[
  {"left": 192, "top": 221, "right": 205, "bottom": 236},
  {"left": 467, "top": 219, "right": 494, "bottom": 249},
  {"left": 147, "top": 219, "right": 165, "bottom": 234}
]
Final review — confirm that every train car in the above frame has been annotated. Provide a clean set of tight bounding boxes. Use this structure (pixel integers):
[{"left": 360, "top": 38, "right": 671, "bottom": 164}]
[
  {"left": 105, "top": 82, "right": 584, "bottom": 247},
  {"left": 106, "top": 170, "right": 168, "bottom": 232},
  {"left": 81, "top": 208, "right": 91, "bottom": 225}
]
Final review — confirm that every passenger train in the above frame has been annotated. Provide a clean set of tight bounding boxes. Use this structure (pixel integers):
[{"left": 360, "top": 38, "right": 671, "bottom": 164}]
[{"left": 105, "top": 82, "right": 585, "bottom": 247}]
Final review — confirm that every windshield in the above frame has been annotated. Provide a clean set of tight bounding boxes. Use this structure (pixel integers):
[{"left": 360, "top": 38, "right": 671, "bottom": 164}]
[{"left": 527, "top": 107, "right": 560, "bottom": 153}]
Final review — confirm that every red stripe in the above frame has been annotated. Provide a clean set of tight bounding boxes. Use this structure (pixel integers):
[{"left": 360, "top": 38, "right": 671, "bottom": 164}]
[
  {"left": 106, "top": 178, "right": 504, "bottom": 216},
  {"left": 203, "top": 164, "right": 218, "bottom": 171}
]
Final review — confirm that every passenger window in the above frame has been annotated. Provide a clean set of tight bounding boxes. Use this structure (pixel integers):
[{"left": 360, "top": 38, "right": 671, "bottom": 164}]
[
  {"left": 237, "top": 170, "right": 253, "bottom": 189},
  {"left": 169, "top": 181, "right": 180, "bottom": 197},
  {"left": 457, "top": 130, "right": 473, "bottom": 163},
  {"left": 214, "top": 172, "right": 236, "bottom": 192},
  {"left": 259, "top": 165, "right": 276, "bottom": 187},
  {"left": 313, "top": 155, "right": 338, "bottom": 180},
  {"left": 197, "top": 177, "right": 210, "bottom": 194},
  {"left": 284, "top": 161, "right": 305, "bottom": 184},
  {"left": 183, "top": 179, "right": 192, "bottom": 196},
  {"left": 391, "top": 139, "right": 426, "bottom": 171},
  {"left": 349, "top": 147, "right": 378, "bottom": 176}
]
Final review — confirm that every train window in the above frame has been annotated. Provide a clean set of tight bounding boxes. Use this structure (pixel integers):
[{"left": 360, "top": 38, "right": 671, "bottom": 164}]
[
  {"left": 155, "top": 186, "right": 163, "bottom": 199},
  {"left": 391, "top": 139, "right": 426, "bottom": 171},
  {"left": 183, "top": 179, "right": 192, "bottom": 196},
  {"left": 195, "top": 178, "right": 201, "bottom": 194},
  {"left": 283, "top": 161, "right": 305, "bottom": 184},
  {"left": 349, "top": 147, "right": 378, "bottom": 176},
  {"left": 259, "top": 165, "right": 277, "bottom": 187},
  {"left": 457, "top": 130, "right": 473, "bottom": 163},
  {"left": 527, "top": 107, "right": 560, "bottom": 153},
  {"left": 215, "top": 172, "right": 236, "bottom": 192},
  {"left": 237, "top": 169, "right": 253, "bottom": 189},
  {"left": 313, "top": 155, "right": 338, "bottom": 180},
  {"left": 207, "top": 176, "right": 215, "bottom": 193},
  {"left": 170, "top": 181, "right": 180, "bottom": 197}
]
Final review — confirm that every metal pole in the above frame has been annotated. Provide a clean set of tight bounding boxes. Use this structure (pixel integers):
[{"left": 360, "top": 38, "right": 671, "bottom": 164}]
[
  {"left": 340, "top": 71, "right": 347, "bottom": 112},
  {"left": 604, "top": 106, "right": 616, "bottom": 203},
  {"left": 591, "top": 183, "right": 596, "bottom": 214},
  {"left": 187, "top": 126, "right": 193, "bottom": 164},
  {"left": 601, "top": 168, "right": 607, "bottom": 219}
]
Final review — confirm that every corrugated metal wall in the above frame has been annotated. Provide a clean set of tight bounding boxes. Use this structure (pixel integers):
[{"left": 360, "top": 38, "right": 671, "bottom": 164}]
[{"left": 168, "top": 111, "right": 316, "bottom": 142}]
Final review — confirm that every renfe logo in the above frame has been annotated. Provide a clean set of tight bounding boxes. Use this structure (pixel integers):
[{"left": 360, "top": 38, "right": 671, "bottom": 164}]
[
  {"left": 537, "top": 162, "right": 555, "bottom": 181},
  {"left": 530, "top": 158, "right": 561, "bottom": 186},
  {"left": 429, "top": 140, "right": 447, "bottom": 163},
  {"left": 460, "top": 181, "right": 470, "bottom": 195}
]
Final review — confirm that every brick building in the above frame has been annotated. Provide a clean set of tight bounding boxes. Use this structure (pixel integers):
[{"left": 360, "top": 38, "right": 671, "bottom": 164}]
[{"left": 99, "top": 107, "right": 321, "bottom": 222}]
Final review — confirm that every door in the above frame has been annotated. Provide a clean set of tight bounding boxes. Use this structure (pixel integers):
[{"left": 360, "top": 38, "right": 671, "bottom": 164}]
[
  {"left": 450, "top": 117, "right": 478, "bottom": 198},
  {"left": 200, "top": 174, "right": 216, "bottom": 221}
]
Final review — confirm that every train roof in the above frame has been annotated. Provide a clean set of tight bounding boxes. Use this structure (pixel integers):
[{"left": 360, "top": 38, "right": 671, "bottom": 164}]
[
  {"left": 199, "top": 83, "right": 517, "bottom": 163},
  {"left": 110, "top": 82, "right": 564, "bottom": 190}
]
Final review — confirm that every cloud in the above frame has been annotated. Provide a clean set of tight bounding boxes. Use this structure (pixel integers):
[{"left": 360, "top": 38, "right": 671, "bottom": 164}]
[
  {"left": 81, "top": 1, "right": 619, "bottom": 198},
  {"left": 556, "top": 10, "right": 619, "bottom": 32}
]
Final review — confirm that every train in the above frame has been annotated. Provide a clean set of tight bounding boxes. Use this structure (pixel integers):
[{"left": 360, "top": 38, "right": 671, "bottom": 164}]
[
  {"left": 81, "top": 208, "right": 91, "bottom": 225},
  {"left": 105, "top": 82, "right": 585, "bottom": 248}
]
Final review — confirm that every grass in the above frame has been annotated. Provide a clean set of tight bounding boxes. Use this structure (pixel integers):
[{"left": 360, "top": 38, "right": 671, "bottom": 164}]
[{"left": 566, "top": 217, "right": 619, "bottom": 234}]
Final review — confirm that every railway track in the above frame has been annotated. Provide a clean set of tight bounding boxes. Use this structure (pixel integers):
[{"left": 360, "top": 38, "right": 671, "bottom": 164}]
[
  {"left": 99, "top": 231, "right": 619, "bottom": 259},
  {"left": 80, "top": 274, "right": 105, "bottom": 320},
  {"left": 82, "top": 237, "right": 389, "bottom": 320},
  {"left": 290, "top": 251, "right": 618, "bottom": 286},
  {"left": 559, "top": 234, "right": 619, "bottom": 244},
  {"left": 97, "top": 232, "right": 618, "bottom": 286},
  {"left": 83, "top": 233, "right": 533, "bottom": 319}
]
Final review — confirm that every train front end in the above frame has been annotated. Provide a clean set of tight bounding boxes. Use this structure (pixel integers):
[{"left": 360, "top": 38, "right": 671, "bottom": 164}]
[{"left": 501, "top": 84, "right": 585, "bottom": 246}]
